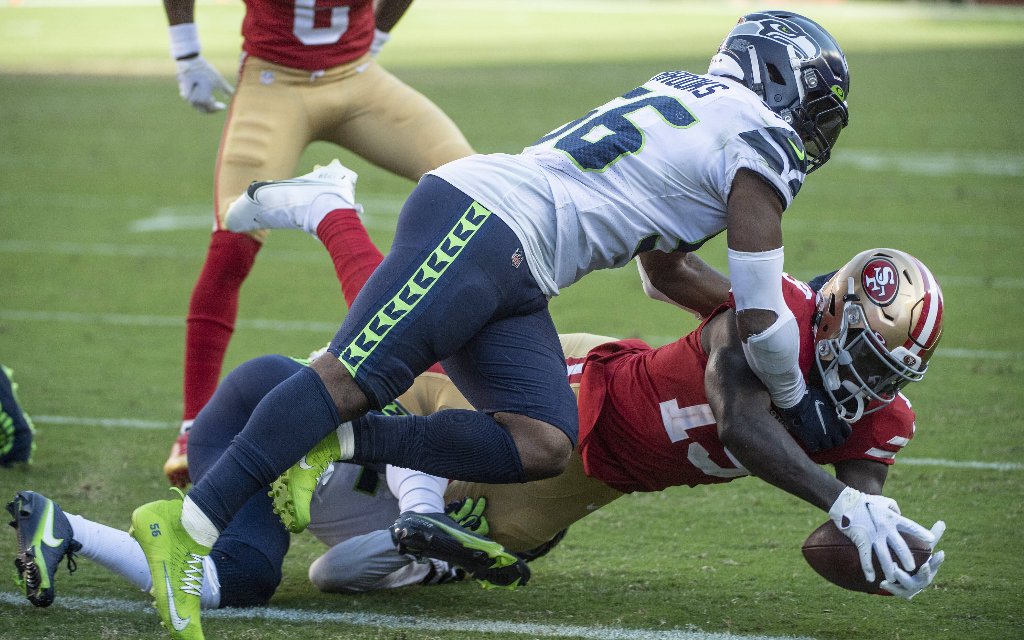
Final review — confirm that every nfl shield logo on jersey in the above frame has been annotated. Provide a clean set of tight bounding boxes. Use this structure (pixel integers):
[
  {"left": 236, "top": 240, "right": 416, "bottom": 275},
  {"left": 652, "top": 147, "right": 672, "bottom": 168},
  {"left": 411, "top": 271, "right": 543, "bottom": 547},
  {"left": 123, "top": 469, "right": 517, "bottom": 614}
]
[{"left": 511, "top": 248, "right": 524, "bottom": 269}]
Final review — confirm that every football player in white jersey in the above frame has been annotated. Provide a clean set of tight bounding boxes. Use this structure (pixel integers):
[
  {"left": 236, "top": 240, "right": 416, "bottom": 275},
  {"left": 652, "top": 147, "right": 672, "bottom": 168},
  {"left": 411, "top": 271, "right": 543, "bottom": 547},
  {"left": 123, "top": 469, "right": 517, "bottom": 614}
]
[{"left": 128, "top": 13, "right": 859, "bottom": 638}]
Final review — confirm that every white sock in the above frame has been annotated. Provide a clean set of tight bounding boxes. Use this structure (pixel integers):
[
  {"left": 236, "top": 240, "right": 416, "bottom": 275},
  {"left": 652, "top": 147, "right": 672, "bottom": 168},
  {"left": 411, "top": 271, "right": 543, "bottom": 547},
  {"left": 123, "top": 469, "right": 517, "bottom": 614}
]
[
  {"left": 386, "top": 465, "right": 447, "bottom": 514},
  {"left": 65, "top": 513, "right": 151, "bottom": 592},
  {"left": 306, "top": 194, "right": 351, "bottom": 237},
  {"left": 199, "top": 556, "right": 222, "bottom": 609},
  {"left": 181, "top": 496, "right": 219, "bottom": 548},
  {"left": 65, "top": 512, "right": 221, "bottom": 608},
  {"left": 337, "top": 421, "right": 355, "bottom": 460}
]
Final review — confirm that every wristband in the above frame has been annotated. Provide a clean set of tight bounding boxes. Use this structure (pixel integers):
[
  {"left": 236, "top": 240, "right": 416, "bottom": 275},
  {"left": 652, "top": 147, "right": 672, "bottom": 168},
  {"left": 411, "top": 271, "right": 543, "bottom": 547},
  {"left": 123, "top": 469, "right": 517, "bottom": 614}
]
[
  {"left": 370, "top": 28, "right": 391, "bottom": 56},
  {"left": 169, "top": 23, "right": 201, "bottom": 60}
]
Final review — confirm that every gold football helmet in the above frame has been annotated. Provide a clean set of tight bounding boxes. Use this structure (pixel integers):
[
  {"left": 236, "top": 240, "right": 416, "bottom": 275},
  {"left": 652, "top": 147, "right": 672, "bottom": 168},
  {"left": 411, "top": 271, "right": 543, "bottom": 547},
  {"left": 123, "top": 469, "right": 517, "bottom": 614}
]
[{"left": 814, "top": 248, "right": 944, "bottom": 422}]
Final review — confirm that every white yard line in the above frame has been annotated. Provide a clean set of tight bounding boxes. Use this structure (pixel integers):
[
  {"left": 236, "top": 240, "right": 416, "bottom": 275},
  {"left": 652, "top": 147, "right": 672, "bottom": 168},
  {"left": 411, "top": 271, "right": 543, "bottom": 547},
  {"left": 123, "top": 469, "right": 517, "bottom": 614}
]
[{"left": 0, "top": 591, "right": 815, "bottom": 640}]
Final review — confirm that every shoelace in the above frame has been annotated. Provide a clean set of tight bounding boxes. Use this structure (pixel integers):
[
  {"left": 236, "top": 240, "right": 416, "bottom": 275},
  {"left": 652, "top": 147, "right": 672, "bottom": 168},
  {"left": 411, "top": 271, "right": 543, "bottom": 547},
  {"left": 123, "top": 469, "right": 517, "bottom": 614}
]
[
  {"left": 180, "top": 553, "right": 204, "bottom": 597},
  {"left": 64, "top": 548, "right": 79, "bottom": 576}
]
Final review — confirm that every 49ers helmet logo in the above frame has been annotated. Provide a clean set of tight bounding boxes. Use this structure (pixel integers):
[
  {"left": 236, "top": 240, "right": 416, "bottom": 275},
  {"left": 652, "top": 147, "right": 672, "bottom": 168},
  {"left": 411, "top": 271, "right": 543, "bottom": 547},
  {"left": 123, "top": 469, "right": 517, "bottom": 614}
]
[{"left": 862, "top": 257, "right": 899, "bottom": 305}]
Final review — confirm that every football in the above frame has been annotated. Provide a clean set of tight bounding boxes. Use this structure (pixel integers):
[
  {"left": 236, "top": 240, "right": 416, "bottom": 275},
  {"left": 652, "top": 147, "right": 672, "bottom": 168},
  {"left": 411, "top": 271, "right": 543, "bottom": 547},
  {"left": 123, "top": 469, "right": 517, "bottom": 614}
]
[{"left": 801, "top": 520, "right": 932, "bottom": 593}]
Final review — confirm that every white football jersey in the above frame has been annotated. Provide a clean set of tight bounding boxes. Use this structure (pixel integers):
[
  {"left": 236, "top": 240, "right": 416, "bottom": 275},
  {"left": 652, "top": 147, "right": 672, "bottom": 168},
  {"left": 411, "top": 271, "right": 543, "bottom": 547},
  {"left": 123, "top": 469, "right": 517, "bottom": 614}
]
[{"left": 430, "top": 72, "right": 806, "bottom": 296}]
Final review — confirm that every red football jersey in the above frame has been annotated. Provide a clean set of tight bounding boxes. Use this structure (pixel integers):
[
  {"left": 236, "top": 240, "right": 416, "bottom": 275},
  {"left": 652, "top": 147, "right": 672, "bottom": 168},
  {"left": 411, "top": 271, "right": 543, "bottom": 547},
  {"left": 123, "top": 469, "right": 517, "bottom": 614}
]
[
  {"left": 242, "top": 0, "right": 375, "bottom": 71},
  {"left": 577, "top": 275, "right": 917, "bottom": 493}
]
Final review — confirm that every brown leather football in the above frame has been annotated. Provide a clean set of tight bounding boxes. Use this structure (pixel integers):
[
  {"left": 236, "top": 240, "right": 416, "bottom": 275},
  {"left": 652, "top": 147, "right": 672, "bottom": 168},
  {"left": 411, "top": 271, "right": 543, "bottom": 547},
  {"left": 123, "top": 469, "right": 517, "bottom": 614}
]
[{"left": 802, "top": 520, "right": 932, "bottom": 593}]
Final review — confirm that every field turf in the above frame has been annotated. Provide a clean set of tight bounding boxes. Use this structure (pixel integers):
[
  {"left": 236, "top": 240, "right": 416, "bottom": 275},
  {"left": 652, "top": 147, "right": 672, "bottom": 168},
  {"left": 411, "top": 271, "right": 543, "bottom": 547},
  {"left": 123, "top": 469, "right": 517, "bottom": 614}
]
[{"left": 1, "top": 1, "right": 1022, "bottom": 639}]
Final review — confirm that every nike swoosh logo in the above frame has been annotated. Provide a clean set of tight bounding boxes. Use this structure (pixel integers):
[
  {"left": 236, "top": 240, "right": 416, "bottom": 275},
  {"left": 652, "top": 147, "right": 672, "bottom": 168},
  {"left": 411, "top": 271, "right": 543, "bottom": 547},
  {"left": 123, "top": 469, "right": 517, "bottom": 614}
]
[
  {"left": 814, "top": 400, "right": 828, "bottom": 434},
  {"left": 162, "top": 562, "right": 191, "bottom": 631},
  {"left": 787, "top": 138, "right": 806, "bottom": 161},
  {"left": 40, "top": 501, "right": 64, "bottom": 548},
  {"left": 298, "top": 456, "right": 313, "bottom": 470}
]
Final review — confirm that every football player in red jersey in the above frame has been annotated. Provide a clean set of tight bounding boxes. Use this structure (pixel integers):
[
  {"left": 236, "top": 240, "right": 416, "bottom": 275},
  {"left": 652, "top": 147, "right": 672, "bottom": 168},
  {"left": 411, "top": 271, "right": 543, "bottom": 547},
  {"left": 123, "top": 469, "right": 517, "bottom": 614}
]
[
  {"left": 431, "top": 248, "right": 946, "bottom": 599},
  {"left": 273, "top": 245, "right": 945, "bottom": 601},
  {"left": 160, "top": 0, "right": 474, "bottom": 487}
]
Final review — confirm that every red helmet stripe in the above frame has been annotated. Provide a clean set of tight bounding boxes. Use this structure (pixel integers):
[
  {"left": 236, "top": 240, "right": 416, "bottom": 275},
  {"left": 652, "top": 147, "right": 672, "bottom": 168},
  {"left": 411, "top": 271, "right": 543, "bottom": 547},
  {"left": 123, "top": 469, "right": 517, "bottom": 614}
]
[{"left": 905, "top": 257, "right": 942, "bottom": 352}]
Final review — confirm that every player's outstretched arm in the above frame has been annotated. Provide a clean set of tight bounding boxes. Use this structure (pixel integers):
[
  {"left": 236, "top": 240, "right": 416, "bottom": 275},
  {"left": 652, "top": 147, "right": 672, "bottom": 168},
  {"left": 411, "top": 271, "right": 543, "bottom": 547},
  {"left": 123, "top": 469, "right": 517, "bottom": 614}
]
[
  {"left": 703, "top": 315, "right": 940, "bottom": 589},
  {"left": 162, "top": 0, "right": 234, "bottom": 113},
  {"left": 704, "top": 315, "right": 844, "bottom": 510}
]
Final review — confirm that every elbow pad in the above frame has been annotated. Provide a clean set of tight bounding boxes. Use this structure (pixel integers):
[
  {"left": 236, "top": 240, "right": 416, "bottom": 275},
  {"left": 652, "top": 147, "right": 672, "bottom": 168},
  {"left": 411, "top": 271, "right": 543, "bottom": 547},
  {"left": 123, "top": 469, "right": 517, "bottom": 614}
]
[
  {"left": 740, "top": 311, "right": 806, "bottom": 408},
  {"left": 728, "top": 247, "right": 805, "bottom": 407}
]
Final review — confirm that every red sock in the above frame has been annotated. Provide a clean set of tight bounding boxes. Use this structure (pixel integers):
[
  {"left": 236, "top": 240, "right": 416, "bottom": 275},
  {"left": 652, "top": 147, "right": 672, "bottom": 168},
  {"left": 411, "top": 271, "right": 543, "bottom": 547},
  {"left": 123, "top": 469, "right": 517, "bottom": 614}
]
[
  {"left": 316, "top": 209, "right": 384, "bottom": 308},
  {"left": 183, "top": 230, "right": 261, "bottom": 420}
]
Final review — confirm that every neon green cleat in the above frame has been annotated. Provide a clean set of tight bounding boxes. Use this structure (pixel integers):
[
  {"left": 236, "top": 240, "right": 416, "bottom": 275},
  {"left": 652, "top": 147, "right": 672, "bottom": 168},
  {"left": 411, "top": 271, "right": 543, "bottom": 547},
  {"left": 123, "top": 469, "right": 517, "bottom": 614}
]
[
  {"left": 269, "top": 432, "right": 340, "bottom": 533},
  {"left": 129, "top": 489, "right": 211, "bottom": 640}
]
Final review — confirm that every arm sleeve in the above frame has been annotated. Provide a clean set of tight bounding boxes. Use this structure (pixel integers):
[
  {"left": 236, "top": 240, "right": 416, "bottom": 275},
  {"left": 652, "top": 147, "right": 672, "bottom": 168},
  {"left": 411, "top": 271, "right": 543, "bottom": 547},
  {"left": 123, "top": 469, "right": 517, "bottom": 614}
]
[{"left": 729, "top": 247, "right": 805, "bottom": 408}]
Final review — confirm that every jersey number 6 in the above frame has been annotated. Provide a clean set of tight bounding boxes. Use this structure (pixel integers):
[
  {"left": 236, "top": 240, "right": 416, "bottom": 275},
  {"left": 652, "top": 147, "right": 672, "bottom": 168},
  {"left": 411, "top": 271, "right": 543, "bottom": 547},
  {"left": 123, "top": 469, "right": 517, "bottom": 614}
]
[{"left": 539, "top": 92, "right": 697, "bottom": 172}]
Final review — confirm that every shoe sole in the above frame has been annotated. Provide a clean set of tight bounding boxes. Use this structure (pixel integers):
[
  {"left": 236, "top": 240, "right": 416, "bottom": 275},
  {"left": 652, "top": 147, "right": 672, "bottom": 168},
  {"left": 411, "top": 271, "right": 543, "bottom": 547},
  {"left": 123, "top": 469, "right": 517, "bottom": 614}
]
[
  {"left": 7, "top": 495, "right": 56, "bottom": 607},
  {"left": 13, "top": 549, "right": 52, "bottom": 607},
  {"left": 392, "top": 515, "right": 530, "bottom": 589},
  {"left": 269, "top": 476, "right": 310, "bottom": 534}
]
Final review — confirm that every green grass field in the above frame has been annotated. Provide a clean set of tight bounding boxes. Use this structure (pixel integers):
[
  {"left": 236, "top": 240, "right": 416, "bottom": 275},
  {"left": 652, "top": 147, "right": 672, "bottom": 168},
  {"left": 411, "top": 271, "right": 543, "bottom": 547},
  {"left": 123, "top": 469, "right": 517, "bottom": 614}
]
[{"left": 1, "top": 1, "right": 1023, "bottom": 639}]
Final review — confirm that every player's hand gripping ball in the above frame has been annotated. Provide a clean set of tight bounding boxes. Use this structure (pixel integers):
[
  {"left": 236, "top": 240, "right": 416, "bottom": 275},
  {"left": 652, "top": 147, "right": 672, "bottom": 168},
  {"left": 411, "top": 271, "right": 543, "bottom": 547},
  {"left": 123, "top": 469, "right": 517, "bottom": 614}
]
[{"left": 802, "top": 520, "right": 938, "bottom": 595}]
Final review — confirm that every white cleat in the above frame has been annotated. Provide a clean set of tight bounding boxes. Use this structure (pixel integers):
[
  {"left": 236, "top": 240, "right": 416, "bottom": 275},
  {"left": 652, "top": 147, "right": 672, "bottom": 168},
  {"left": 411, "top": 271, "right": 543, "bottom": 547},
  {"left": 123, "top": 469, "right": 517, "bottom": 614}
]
[{"left": 224, "top": 159, "right": 360, "bottom": 238}]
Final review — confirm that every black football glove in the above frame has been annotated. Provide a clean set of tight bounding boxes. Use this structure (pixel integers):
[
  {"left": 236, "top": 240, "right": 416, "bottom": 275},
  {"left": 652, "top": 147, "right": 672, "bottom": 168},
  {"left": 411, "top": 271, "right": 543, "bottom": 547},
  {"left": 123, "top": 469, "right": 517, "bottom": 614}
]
[{"left": 775, "top": 386, "right": 852, "bottom": 452}]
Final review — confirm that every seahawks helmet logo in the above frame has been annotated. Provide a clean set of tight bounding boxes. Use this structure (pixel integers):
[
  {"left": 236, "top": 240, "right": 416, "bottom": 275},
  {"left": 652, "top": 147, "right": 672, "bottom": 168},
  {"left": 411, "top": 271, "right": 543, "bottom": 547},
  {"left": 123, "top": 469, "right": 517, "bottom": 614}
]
[{"left": 737, "top": 17, "right": 821, "bottom": 60}]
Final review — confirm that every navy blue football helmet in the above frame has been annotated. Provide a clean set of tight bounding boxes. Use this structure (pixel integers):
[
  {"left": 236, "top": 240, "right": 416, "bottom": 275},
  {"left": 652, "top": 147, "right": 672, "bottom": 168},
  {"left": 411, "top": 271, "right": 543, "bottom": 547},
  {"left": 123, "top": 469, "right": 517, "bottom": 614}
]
[{"left": 709, "top": 11, "right": 850, "bottom": 173}]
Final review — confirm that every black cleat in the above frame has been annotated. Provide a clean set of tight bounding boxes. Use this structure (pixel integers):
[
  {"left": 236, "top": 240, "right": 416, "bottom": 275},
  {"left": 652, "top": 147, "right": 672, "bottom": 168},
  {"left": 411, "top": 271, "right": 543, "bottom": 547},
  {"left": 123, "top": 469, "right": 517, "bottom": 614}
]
[
  {"left": 7, "top": 491, "right": 81, "bottom": 607},
  {"left": 390, "top": 511, "right": 530, "bottom": 590}
]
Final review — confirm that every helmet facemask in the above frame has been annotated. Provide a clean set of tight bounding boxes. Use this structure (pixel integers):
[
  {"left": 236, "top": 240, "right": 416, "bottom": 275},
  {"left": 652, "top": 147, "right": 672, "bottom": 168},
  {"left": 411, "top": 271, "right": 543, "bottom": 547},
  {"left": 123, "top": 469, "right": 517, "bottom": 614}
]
[
  {"left": 791, "top": 67, "right": 849, "bottom": 173},
  {"left": 816, "top": 280, "right": 926, "bottom": 422}
]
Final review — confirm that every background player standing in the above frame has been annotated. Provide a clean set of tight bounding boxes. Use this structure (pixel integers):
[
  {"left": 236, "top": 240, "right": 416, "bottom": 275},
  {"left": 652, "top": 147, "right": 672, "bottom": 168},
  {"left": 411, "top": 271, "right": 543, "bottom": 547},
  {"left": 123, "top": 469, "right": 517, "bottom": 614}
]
[{"left": 160, "top": 0, "right": 474, "bottom": 486}]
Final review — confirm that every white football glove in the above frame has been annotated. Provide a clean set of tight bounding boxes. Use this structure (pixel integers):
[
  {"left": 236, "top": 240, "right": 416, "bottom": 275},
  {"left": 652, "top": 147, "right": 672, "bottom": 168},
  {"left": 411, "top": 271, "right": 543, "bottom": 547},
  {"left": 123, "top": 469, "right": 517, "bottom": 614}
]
[
  {"left": 879, "top": 521, "right": 946, "bottom": 600},
  {"left": 828, "top": 486, "right": 940, "bottom": 584},
  {"left": 175, "top": 56, "right": 234, "bottom": 113}
]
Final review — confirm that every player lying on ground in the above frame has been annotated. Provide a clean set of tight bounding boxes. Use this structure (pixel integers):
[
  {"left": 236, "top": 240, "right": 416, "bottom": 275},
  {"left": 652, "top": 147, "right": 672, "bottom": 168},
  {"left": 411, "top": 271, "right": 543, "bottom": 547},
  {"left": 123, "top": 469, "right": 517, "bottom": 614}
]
[
  {"left": 5, "top": 356, "right": 538, "bottom": 611},
  {"left": 282, "top": 247, "right": 947, "bottom": 601},
  {"left": 132, "top": 12, "right": 859, "bottom": 636}
]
